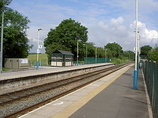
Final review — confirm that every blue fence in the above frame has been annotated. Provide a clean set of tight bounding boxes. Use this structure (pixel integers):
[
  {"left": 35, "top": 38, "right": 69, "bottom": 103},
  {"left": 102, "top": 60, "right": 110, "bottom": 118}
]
[{"left": 84, "top": 57, "right": 111, "bottom": 64}]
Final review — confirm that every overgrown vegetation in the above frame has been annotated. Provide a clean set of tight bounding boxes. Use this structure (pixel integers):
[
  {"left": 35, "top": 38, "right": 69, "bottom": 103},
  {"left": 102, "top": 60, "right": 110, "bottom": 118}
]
[{"left": 111, "top": 57, "right": 132, "bottom": 65}]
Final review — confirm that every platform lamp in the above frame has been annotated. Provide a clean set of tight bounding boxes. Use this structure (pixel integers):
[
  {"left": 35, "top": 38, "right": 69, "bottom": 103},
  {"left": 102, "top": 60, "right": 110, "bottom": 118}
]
[
  {"left": 104, "top": 48, "right": 107, "bottom": 62},
  {"left": 37, "top": 28, "right": 42, "bottom": 61},
  {"left": 83, "top": 43, "right": 87, "bottom": 64},
  {"left": 0, "top": 8, "right": 5, "bottom": 73},
  {"left": 95, "top": 46, "right": 97, "bottom": 63},
  {"left": 77, "top": 40, "right": 82, "bottom": 66},
  {"left": 138, "top": 33, "right": 141, "bottom": 70},
  {"left": 133, "top": 0, "right": 139, "bottom": 89},
  {"left": 36, "top": 28, "right": 42, "bottom": 69},
  {"left": 76, "top": 40, "right": 79, "bottom": 66}
]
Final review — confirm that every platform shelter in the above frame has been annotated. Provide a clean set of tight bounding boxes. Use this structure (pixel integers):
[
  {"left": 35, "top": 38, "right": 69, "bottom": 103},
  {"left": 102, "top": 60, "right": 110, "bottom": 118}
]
[{"left": 51, "top": 50, "right": 74, "bottom": 67}]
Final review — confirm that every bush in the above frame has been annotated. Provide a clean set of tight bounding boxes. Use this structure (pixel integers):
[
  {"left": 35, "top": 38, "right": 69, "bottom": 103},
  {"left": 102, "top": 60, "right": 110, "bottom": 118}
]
[{"left": 111, "top": 57, "right": 131, "bottom": 65}]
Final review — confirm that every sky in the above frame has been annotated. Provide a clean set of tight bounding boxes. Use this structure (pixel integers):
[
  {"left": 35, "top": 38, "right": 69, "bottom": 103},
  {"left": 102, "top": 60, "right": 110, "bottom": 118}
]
[{"left": 8, "top": 0, "right": 158, "bottom": 53}]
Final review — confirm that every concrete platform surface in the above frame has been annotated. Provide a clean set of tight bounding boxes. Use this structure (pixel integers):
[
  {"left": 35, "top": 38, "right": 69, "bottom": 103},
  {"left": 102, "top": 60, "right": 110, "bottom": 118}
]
[
  {"left": 69, "top": 66, "right": 150, "bottom": 118},
  {"left": 19, "top": 64, "right": 151, "bottom": 118}
]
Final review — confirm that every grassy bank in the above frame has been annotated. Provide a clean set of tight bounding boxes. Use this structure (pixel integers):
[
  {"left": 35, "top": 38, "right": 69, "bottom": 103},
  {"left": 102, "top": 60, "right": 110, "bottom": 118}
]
[
  {"left": 27, "top": 54, "right": 131, "bottom": 66},
  {"left": 27, "top": 53, "right": 48, "bottom": 66},
  {"left": 111, "top": 58, "right": 132, "bottom": 65}
]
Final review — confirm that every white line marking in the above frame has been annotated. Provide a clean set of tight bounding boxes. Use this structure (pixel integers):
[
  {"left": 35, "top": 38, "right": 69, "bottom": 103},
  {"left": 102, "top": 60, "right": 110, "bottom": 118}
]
[
  {"left": 53, "top": 101, "right": 64, "bottom": 106},
  {"left": 141, "top": 70, "right": 153, "bottom": 118}
]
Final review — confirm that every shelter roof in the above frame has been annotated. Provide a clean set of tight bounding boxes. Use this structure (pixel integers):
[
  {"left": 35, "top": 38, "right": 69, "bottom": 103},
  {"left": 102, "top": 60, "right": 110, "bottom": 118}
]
[{"left": 53, "top": 50, "right": 74, "bottom": 55}]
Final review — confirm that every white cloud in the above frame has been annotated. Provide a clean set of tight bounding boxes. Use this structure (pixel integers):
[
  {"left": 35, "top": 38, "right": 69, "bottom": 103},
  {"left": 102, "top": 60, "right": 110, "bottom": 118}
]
[
  {"left": 130, "top": 21, "right": 158, "bottom": 45},
  {"left": 144, "top": 30, "right": 158, "bottom": 39},
  {"left": 87, "top": 17, "right": 132, "bottom": 50},
  {"left": 130, "top": 20, "right": 158, "bottom": 48},
  {"left": 87, "top": 17, "right": 158, "bottom": 51},
  {"left": 98, "top": 21, "right": 108, "bottom": 30},
  {"left": 110, "top": 17, "right": 124, "bottom": 26}
]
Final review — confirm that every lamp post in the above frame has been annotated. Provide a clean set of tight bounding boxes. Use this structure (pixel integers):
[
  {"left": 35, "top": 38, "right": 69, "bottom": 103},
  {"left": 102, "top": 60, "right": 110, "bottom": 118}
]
[
  {"left": 83, "top": 44, "right": 87, "bottom": 64},
  {"left": 36, "top": 28, "right": 42, "bottom": 69},
  {"left": 77, "top": 40, "right": 79, "bottom": 66},
  {"left": 85, "top": 44, "right": 87, "bottom": 59},
  {"left": 0, "top": 11, "right": 4, "bottom": 73},
  {"left": 138, "top": 34, "right": 140, "bottom": 69},
  {"left": 104, "top": 48, "right": 107, "bottom": 62},
  {"left": 95, "top": 46, "right": 97, "bottom": 63},
  {"left": 37, "top": 28, "right": 42, "bottom": 62},
  {"left": 133, "top": 0, "right": 138, "bottom": 89}
]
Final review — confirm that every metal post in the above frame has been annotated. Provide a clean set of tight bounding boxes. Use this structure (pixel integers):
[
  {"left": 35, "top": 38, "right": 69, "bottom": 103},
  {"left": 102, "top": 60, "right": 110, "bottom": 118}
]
[
  {"left": 77, "top": 41, "right": 79, "bottom": 66},
  {"left": 36, "top": 28, "right": 42, "bottom": 69},
  {"left": 104, "top": 48, "right": 106, "bottom": 62},
  {"left": 37, "top": 28, "right": 42, "bottom": 62},
  {"left": 0, "top": 11, "right": 4, "bottom": 73},
  {"left": 138, "top": 34, "right": 140, "bottom": 69},
  {"left": 86, "top": 44, "right": 87, "bottom": 64},
  {"left": 83, "top": 44, "right": 87, "bottom": 64},
  {"left": 133, "top": 0, "right": 138, "bottom": 89},
  {"left": 86, "top": 44, "right": 87, "bottom": 59},
  {"left": 95, "top": 47, "right": 97, "bottom": 63}
]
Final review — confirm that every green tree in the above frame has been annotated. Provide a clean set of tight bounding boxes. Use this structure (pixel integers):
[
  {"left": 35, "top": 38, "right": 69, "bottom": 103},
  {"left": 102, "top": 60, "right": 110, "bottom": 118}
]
[
  {"left": 0, "top": 0, "right": 31, "bottom": 62},
  {"left": 44, "top": 18, "right": 88, "bottom": 62},
  {"left": 85, "top": 42, "right": 95, "bottom": 57},
  {"left": 97, "top": 47, "right": 104, "bottom": 58},
  {"left": 123, "top": 51, "right": 135, "bottom": 60},
  {"left": 148, "top": 45, "right": 158, "bottom": 62},
  {"left": 2, "top": 9, "right": 31, "bottom": 58},
  {"left": 140, "top": 45, "right": 152, "bottom": 55},
  {"left": 104, "top": 42, "right": 123, "bottom": 58},
  {"left": 0, "top": 0, "right": 11, "bottom": 9},
  {"left": 106, "top": 49, "right": 112, "bottom": 58}
]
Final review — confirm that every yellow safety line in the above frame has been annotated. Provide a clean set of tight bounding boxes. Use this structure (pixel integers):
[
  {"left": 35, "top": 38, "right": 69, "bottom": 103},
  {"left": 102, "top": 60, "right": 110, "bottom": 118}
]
[{"left": 51, "top": 65, "right": 133, "bottom": 118}]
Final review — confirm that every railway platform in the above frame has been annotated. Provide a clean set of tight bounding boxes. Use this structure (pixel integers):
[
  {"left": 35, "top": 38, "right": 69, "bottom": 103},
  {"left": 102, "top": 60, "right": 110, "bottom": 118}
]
[
  {"left": 0, "top": 63, "right": 113, "bottom": 80},
  {"left": 19, "top": 64, "right": 152, "bottom": 118}
]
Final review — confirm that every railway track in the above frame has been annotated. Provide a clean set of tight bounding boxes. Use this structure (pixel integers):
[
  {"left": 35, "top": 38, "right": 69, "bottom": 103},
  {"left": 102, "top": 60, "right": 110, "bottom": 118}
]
[{"left": 0, "top": 63, "right": 131, "bottom": 118}]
